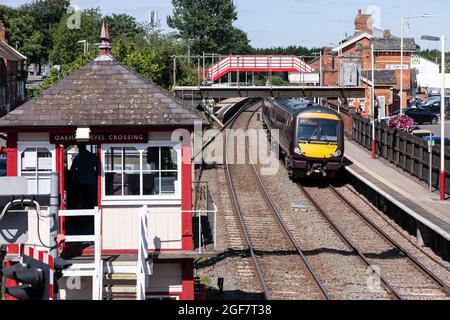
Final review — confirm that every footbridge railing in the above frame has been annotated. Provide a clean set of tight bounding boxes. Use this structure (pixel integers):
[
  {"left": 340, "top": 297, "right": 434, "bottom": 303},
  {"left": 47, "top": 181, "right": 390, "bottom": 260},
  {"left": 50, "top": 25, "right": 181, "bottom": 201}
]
[{"left": 206, "top": 55, "right": 316, "bottom": 82}]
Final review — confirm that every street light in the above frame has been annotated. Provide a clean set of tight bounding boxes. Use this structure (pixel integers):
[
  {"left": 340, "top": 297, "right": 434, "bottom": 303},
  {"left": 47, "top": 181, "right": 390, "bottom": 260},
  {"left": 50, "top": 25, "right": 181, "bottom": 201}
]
[
  {"left": 357, "top": 44, "right": 376, "bottom": 159},
  {"left": 400, "top": 14, "right": 434, "bottom": 115},
  {"left": 77, "top": 40, "right": 89, "bottom": 55},
  {"left": 421, "top": 34, "right": 446, "bottom": 200}
]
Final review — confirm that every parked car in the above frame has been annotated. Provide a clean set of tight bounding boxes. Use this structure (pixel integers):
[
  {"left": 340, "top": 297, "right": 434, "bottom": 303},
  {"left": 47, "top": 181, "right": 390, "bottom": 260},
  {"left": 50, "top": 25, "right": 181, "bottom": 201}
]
[
  {"left": 391, "top": 108, "right": 438, "bottom": 124},
  {"left": 0, "top": 156, "right": 6, "bottom": 177},
  {"left": 413, "top": 130, "right": 435, "bottom": 139},
  {"left": 408, "top": 97, "right": 424, "bottom": 108},
  {"left": 423, "top": 136, "right": 450, "bottom": 149},
  {"left": 428, "top": 89, "right": 441, "bottom": 98},
  {"left": 421, "top": 96, "right": 450, "bottom": 114}
]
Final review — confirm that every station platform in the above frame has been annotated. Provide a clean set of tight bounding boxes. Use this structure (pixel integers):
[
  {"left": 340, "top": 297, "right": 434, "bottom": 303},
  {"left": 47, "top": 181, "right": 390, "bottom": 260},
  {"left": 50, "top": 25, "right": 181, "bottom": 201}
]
[{"left": 344, "top": 140, "right": 450, "bottom": 241}]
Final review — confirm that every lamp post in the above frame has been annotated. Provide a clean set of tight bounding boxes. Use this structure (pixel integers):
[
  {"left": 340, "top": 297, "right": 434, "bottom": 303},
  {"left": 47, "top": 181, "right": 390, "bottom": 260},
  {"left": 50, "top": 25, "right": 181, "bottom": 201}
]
[
  {"left": 400, "top": 14, "right": 434, "bottom": 115},
  {"left": 77, "top": 40, "right": 88, "bottom": 55},
  {"left": 421, "top": 34, "right": 446, "bottom": 200},
  {"left": 357, "top": 44, "right": 376, "bottom": 159},
  {"left": 371, "top": 43, "right": 376, "bottom": 159}
]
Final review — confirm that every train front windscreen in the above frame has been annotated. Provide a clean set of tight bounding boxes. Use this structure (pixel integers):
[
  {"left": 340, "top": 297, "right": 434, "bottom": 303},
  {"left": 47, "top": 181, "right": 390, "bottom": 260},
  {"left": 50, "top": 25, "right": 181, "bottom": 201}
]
[{"left": 298, "top": 118, "right": 339, "bottom": 143}]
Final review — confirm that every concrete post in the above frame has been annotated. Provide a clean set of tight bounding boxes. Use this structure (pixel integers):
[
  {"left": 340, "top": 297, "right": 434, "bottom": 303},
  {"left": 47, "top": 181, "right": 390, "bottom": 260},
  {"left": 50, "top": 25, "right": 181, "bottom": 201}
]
[
  {"left": 49, "top": 172, "right": 59, "bottom": 259},
  {"left": 416, "top": 224, "right": 425, "bottom": 247}
]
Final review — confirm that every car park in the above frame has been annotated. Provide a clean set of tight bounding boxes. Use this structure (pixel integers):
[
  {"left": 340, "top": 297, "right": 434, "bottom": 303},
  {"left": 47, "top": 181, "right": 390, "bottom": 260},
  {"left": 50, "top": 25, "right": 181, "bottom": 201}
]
[
  {"left": 423, "top": 136, "right": 450, "bottom": 149},
  {"left": 408, "top": 97, "right": 424, "bottom": 108},
  {"left": 421, "top": 96, "right": 450, "bottom": 114},
  {"left": 391, "top": 108, "right": 438, "bottom": 125},
  {"left": 413, "top": 130, "right": 435, "bottom": 139}
]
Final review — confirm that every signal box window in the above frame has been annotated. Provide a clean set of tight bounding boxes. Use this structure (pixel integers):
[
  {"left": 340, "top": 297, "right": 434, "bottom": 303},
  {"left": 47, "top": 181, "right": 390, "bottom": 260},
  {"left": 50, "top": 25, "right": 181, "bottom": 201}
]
[
  {"left": 103, "top": 143, "right": 180, "bottom": 201},
  {"left": 143, "top": 146, "right": 178, "bottom": 196},
  {"left": 20, "top": 147, "right": 53, "bottom": 194},
  {"left": 105, "top": 147, "right": 140, "bottom": 196}
]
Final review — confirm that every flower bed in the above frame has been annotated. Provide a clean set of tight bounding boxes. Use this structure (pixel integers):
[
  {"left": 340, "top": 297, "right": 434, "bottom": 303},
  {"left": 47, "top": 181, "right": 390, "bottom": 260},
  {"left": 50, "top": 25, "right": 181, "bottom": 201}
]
[{"left": 387, "top": 115, "right": 416, "bottom": 133}]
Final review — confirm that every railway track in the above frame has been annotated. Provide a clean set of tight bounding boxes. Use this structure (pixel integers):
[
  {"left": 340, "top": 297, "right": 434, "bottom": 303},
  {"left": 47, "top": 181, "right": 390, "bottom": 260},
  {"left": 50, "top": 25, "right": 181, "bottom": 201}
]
[
  {"left": 299, "top": 183, "right": 450, "bottom": 300},
  {"left": 224, "top": 103, "right": 331, "bottom": 300}
]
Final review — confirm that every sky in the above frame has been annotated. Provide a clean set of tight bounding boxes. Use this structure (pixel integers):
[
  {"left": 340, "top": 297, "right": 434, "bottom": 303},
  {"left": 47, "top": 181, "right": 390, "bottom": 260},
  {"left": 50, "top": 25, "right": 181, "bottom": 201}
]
[{"left": 2, "top": 0, "right": 450, "bottom": 51}]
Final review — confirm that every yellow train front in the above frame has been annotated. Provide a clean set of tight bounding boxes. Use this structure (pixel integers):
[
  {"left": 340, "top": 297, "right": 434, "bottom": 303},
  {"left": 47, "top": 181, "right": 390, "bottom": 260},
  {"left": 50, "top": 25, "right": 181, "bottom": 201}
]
[{"left": 262, "top": 98, "right": 344, "bottom": 180}]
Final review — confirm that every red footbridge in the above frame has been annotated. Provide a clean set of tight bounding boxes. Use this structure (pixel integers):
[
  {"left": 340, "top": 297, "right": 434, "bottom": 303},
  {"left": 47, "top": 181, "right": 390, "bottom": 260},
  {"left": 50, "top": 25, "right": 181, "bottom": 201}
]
[{"left": 205, "top": 55, "right": 316, "bottom": 82}]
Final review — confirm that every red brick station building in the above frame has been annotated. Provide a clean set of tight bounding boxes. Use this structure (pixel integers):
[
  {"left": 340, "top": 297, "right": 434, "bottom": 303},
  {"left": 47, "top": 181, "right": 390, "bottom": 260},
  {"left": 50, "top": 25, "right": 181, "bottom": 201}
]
[{"left": 0, "top": 23, "right": 203, "bottom": 300}]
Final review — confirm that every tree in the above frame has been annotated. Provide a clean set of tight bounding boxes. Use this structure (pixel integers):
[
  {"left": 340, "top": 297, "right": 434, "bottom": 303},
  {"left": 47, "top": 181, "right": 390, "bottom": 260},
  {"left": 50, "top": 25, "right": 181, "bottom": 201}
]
[
  {"left": 418, "top": 49, "right": 450, "bottom": 73},
  {"left": 112, "top": 27, "right": 196, "bottom": 88},
  {"left": 105, "top": 13, "right": 142, "bottom": 39},
  {"left": 167, "top": 0, "right": 250, "bottom": 54},
  {"left": 49, "top": 8, "right": 102, "bottom": 65},
  {"left": 251, "top": 45, "right": 321, "bottom": 62},
  {"left": 0, "top": 1, "right": 69, "bottom": 64},
  {"left": 0, "top": 7, "right": 44, "bottom": 62}
]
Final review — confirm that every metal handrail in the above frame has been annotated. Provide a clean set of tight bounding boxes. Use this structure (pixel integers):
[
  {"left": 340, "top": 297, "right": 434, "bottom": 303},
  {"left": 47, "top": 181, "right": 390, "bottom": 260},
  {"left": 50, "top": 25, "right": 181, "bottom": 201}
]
[
  {"left": 137, "top": 205, "right": 150, "bottom": 300},
  {"left": 59, "top": 207, "right": 103, "bottom": 300}
]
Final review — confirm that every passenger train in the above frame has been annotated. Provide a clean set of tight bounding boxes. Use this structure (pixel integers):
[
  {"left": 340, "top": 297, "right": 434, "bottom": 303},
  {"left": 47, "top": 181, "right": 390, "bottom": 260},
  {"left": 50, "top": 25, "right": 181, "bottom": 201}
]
[{"left": 262, "top": 98, "right": 344, "bottom": 180}]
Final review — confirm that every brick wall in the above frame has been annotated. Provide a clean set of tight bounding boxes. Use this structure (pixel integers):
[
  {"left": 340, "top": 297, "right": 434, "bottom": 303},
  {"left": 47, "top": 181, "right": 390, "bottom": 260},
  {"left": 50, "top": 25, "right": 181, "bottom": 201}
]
[{"left": 354, "top": 9, "right": 373, "bottom": 34}]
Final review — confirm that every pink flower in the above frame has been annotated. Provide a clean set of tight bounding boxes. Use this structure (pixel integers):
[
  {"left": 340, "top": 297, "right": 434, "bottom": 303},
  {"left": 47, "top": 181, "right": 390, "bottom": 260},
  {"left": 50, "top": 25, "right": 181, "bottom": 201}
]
[{"left": 387, "top": 115, "right": 416, "bottom": 132}]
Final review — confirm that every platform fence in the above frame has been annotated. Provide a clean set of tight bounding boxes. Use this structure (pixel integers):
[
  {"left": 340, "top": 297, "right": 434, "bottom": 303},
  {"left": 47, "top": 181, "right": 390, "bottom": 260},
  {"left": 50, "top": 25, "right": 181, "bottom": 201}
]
[{"left": 352, "top": 115, "right": 450, "bottom": 195}]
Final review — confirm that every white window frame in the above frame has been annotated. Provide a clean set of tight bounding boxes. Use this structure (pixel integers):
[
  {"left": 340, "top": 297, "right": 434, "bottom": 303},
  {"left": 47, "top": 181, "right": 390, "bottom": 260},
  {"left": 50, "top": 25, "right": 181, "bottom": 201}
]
[
  {"left": 101, "top": 141, "right": 182, "bottom": 205},
  {"left": 17, "top": 141, "right": 56, "bottom": 195}
]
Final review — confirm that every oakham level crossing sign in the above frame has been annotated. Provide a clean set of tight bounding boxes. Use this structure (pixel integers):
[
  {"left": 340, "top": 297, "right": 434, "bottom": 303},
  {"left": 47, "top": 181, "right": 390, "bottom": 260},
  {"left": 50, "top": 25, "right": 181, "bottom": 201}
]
[{"left": 50, "top": 132, "right": 149, "bottom": 144}]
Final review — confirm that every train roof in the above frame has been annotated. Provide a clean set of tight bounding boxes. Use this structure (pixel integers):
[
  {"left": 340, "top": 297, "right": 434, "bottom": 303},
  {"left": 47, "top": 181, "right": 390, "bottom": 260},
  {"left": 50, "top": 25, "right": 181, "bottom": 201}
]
[{"left": 272, "top": 98, "right": 340, "bottom": 117}]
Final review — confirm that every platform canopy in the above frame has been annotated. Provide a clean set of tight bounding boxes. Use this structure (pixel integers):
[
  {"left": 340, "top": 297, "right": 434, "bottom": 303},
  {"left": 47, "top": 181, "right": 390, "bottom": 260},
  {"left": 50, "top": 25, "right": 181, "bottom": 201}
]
[{"left": 0, "top": 22, "right": 201, "bottom": 130}]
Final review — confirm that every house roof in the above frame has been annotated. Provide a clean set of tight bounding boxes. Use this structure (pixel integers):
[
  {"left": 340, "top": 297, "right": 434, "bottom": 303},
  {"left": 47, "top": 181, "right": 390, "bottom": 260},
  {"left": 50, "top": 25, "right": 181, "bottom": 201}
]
[
  {"left": 0, "top": 40, "right": 27, "bottom": 61},
  {"left": 372, "top": 37, "right": 416, "bottom": 52},
  {"left": 332, "top": 32, "right": 372, "bottom": 52},
  {"left": 361, "top": 69, "right": 397, "bottom": 86},
  {"left": 0, "top": 59, "right": 202, "bottom": 129},
  {"left": 331, "top": 32, "right": 417, "bottom": 54}
]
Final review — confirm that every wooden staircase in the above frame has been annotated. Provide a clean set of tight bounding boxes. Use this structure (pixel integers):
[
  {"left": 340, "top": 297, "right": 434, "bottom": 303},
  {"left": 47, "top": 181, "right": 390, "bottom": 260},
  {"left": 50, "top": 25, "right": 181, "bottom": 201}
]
[{"left": 103, "top": 260, "right": 138, "bottom": 300}]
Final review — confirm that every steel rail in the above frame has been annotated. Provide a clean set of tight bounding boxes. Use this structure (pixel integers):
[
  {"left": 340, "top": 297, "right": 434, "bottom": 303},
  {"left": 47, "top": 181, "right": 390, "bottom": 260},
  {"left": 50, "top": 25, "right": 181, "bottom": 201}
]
[
  {"left": 247, "top": 139, "right": 332, "bottom": 300},
  {"left": 225, "top": 103, "right": 331, "bottom": 300},
  {"left": 343, "top": 183, "right": 450, "bottom": 273},
  {"left": 192, "top": 97, "right": 262, "bottom": 162},
  {"left": 298, "top": 184, "right": 404, "bottom": 300},
  {"left": 330, "top": 185, "right": 450, "bottom": 297},
  {"left": 224, "top": 102, "right": 272, "bottom": 300}
]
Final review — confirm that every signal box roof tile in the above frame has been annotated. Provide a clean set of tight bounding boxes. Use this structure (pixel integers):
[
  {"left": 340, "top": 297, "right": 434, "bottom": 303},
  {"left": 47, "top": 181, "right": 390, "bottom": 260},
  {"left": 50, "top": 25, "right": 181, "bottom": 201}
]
[{"left": 0, "top": 59, "right": 202, "bottom": 129}]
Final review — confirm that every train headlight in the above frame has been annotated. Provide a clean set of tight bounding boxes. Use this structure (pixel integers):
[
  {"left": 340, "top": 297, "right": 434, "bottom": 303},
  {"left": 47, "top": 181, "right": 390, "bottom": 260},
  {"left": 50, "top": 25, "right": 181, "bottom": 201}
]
[
  {"left": 294, "top": 147, "right": 303, "bottom": 155},
  {"left": 333, "top": 150, "right": 342, "bottom": 157}
]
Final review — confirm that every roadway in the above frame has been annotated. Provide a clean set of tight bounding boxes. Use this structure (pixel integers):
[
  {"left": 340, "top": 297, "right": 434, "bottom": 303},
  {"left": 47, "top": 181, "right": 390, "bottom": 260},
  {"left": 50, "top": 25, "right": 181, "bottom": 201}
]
[{"left": 417, "top": 117, "right": 450, "bottom": 138}]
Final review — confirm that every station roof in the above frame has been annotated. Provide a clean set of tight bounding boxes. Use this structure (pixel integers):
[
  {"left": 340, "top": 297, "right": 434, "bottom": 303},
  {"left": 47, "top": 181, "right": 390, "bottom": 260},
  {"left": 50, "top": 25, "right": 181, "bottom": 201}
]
[
  {"left": 361, "top": 69, "right": 397, "bottom": 86},
  {"left": 0, "top": 22, "right": 201, "bottom": 130},
  {"left": 372, "top": 37, "right": 416, "bottom": 52}
]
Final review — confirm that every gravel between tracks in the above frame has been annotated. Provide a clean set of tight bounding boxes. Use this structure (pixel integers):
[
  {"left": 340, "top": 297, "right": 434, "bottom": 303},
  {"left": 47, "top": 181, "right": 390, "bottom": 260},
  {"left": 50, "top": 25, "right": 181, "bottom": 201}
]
[
  {"left": 251, "top": 114, "right": 391, "bottom": 300},
  {"left": 195, "top": 108, "right": 450, "bottom": 300}
]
